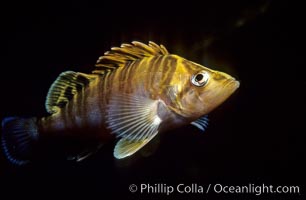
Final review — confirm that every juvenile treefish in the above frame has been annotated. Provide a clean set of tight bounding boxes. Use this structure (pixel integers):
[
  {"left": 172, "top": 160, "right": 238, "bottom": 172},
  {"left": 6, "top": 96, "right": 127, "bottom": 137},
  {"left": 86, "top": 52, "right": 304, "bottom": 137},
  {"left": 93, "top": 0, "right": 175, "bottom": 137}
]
[{"left": 1, "top": 41, "right": 239, "bottom": 165}]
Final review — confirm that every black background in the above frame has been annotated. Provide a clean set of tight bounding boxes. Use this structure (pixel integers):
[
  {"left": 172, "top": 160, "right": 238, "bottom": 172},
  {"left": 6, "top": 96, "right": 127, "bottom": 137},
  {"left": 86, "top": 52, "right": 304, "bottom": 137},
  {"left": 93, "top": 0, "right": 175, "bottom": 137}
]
[{"left": 0, "top": 0, "right": 305, "bottom": 199}]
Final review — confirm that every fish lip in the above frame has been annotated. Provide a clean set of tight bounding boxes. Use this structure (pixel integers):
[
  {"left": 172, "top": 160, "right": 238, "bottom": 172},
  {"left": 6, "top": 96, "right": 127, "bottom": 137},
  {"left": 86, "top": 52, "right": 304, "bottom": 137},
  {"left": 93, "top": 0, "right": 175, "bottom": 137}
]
[
  {"left": 223, "top": 79, "right": 240, "bottom": 92},
  {"left": 233, "top": 80, "right": 240, "bottom": 89},
  {"left": 227, "top": 78, "right": 240, "bottom": 88}
]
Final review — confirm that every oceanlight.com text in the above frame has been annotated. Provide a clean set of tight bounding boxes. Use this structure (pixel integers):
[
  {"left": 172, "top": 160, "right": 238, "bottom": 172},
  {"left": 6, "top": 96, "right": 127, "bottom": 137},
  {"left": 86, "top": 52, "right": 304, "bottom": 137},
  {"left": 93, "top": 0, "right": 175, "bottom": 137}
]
[{"left": 129, "top": 183, "right": 300, "bottom": 196}]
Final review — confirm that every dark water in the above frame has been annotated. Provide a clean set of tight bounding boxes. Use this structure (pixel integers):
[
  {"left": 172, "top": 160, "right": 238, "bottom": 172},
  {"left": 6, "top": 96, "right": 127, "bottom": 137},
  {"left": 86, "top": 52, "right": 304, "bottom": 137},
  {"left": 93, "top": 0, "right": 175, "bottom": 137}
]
[{"left": 0, "top": 0, "right": 305, "bottom": 199}]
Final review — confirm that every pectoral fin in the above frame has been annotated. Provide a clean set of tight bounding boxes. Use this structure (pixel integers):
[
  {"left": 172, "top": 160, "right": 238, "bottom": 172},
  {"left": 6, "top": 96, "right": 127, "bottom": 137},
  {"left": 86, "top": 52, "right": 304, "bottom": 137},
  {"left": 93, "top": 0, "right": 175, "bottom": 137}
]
[
  {"left": 106, "top": 93, "right": 167, "bottom": 159},
  {"left": 114, "top": 132, "right": 158, "bottom": 159}
]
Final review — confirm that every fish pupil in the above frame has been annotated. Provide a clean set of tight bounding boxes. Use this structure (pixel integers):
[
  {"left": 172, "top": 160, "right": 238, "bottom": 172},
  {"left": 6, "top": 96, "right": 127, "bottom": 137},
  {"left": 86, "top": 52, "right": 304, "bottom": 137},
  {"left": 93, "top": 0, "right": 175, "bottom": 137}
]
[{"left": 195, "top": 74, "right": 204, "bottom": 82}]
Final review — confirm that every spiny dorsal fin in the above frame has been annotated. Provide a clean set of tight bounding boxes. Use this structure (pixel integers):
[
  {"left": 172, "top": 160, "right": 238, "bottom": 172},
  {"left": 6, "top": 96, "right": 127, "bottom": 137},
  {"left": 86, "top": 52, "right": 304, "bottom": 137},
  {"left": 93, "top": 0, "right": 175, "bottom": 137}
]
[
  {"left": 45, "top": 71, "right": 98, "bottom": 114},
  {"left": 94, "top": 41, "right": 169, "bottom": 71}
]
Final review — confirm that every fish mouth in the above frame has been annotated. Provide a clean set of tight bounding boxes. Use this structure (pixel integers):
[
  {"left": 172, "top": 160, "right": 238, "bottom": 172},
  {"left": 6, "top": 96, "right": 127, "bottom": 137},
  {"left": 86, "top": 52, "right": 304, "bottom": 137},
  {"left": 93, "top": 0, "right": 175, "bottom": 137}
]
[
  {"left": 224, "top": 79, "right": 240, "bottom": 94},
  {"left": 226, "top": 78, "right": 240, "bottom": 88},
  {"left": 231, "top": 79, "right": 240, "bottom": 89}
]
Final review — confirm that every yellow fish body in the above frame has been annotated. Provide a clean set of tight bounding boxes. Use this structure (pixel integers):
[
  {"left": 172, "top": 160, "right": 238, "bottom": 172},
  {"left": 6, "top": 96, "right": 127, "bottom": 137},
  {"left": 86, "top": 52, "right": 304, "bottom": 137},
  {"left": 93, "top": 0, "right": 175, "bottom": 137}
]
[{"left": 1, "top": 41, "right": 239, "bottom": 165}]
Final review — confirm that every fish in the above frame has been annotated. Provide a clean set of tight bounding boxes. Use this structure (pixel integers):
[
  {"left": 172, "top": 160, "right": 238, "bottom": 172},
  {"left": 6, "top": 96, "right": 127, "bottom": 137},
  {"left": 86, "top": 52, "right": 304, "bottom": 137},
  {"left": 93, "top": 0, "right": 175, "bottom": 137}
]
[{"left": 1, "top": 41, "right": 239, "bottom": 165}]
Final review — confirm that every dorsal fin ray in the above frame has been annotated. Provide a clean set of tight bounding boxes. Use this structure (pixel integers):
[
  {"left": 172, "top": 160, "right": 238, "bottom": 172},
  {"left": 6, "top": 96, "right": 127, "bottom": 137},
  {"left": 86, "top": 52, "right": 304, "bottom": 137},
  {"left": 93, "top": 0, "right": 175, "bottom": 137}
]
[
  {"left": 94, "top": 41, "right": 169, "bottom": 72},
  {"left": 45, "top": 71, "right": 98, "bottom": 114}
]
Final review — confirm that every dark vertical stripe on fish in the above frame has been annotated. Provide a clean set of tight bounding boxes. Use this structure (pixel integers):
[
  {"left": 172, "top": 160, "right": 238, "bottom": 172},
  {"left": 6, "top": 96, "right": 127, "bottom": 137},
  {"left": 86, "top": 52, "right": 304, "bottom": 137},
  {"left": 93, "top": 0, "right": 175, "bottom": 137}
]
[
  {"left": 162, "top": 56, "right": 178, "bottom": 86},
  {"left": 121, "top": 61, "right": 133, "bottom": 93},
  {"left": 102, "top": 70, "right": 112, "bottom": 104},
  {"left": 149, "top": 55, "right": 163, "bottom": 93},
  {"left": 129, "top": 59, "right": 143, "bottom": 93},
  {"left": 97, "top": 76, "right": 105, "bottom": 115},
  {"left": 142, "top": 56, "right": 158, "bottom": 93}
]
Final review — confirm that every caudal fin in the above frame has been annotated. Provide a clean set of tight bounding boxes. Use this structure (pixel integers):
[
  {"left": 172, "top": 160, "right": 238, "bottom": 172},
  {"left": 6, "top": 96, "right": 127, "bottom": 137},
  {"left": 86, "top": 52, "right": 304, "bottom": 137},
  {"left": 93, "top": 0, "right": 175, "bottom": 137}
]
[{"left": 1, "top": 117, "right": 39, "bottom": 165}]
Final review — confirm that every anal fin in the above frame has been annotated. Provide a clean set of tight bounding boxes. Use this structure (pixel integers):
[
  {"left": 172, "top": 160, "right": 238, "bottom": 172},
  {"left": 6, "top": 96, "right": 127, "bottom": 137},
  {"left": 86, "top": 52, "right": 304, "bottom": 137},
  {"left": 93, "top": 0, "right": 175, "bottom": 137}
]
[{"left": 67, "top": 144, "right": 103, "bottom": 162}]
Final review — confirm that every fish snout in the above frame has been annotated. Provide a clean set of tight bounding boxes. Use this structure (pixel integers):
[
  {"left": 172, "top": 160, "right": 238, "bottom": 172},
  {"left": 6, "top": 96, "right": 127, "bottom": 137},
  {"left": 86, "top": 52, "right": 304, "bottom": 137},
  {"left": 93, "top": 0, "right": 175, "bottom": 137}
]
[
  {"left": 211, "top": 71, "right": 240, "bottom": 92},
  {"left": 213, "top": 71, "right": 235, "bottom": 81},
  {"left": 214, "top": 71, "right": 240, "bottom": 87},
  {"left": 233, "top": 80, "right": 240, "bottom": 88}
]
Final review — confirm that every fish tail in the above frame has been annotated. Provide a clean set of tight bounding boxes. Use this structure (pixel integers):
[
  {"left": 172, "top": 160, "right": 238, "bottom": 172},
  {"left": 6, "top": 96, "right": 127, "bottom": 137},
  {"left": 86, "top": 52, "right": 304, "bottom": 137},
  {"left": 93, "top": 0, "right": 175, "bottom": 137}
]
[{"left": 1, "top": 117, "right": 39, "bottom": 166}]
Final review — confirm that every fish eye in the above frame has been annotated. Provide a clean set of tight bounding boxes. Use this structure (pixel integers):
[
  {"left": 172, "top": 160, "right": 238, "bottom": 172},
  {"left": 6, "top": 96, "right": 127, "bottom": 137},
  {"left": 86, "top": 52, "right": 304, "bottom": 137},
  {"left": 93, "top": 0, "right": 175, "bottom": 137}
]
[{"left": 191, "top": 71, "right": 209, "bottom": 87}]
